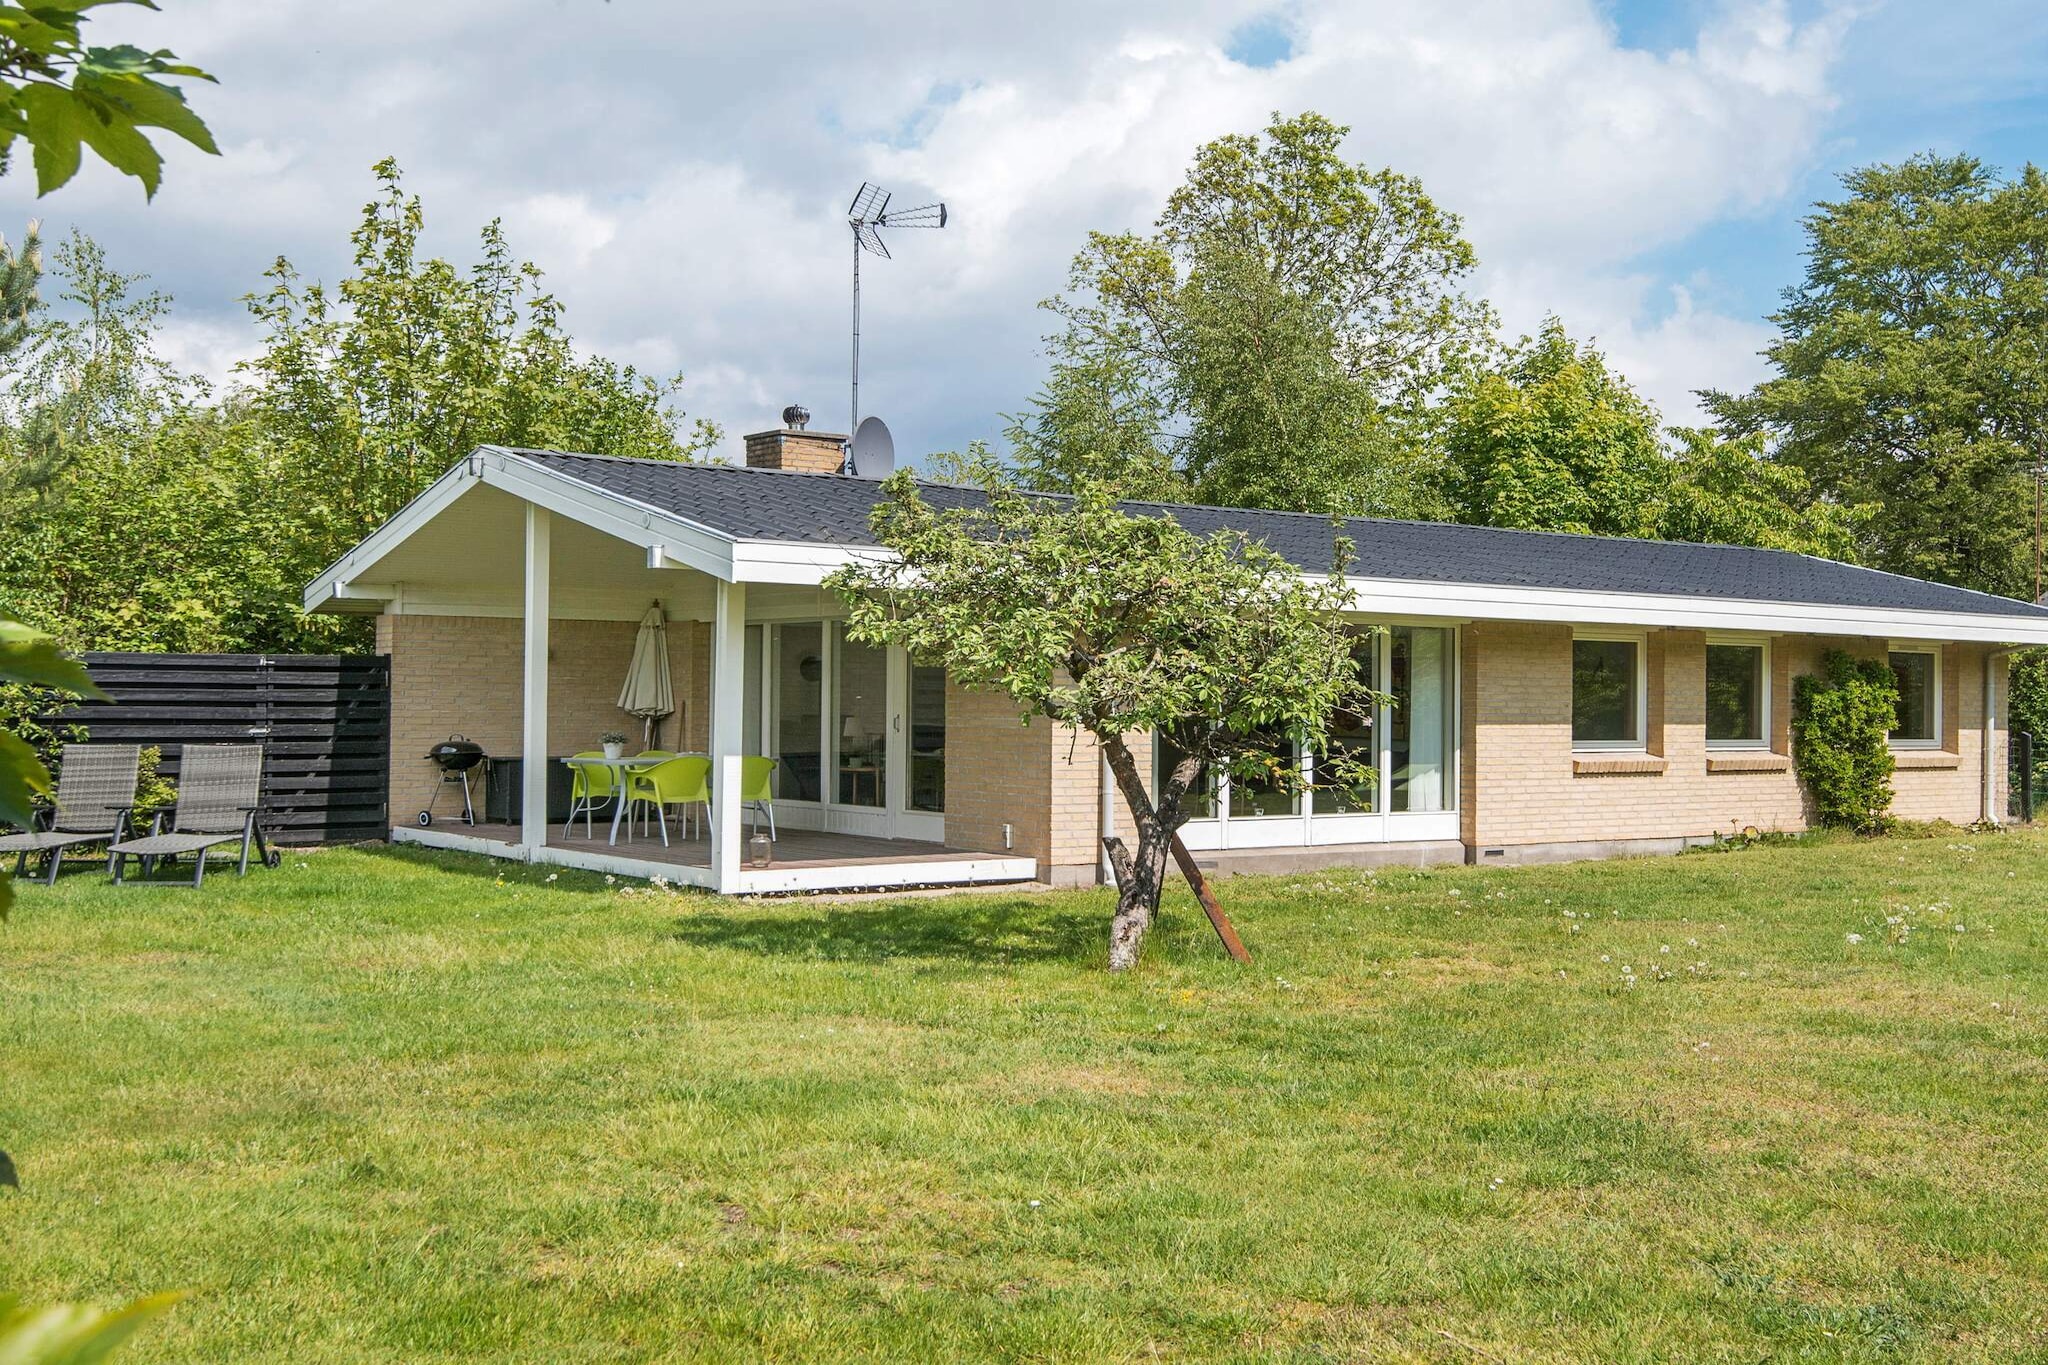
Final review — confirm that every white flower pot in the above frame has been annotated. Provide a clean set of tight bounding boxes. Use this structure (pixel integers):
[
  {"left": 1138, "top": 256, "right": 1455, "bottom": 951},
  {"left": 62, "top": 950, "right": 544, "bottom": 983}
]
[{"left": 603, "top": 742, "right": 624, "bottom": 761}]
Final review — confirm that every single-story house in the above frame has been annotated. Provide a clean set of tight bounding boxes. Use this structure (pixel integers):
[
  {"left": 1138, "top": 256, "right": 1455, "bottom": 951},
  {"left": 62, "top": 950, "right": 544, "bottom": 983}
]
[{"left": 303, "top": 421, "right": 2048, "bottom": 894}]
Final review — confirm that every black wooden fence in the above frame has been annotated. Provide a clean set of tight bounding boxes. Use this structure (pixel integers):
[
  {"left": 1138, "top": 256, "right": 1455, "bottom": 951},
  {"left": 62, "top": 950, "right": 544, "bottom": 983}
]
[{"left": 40, "top": 653, "right": 390, "bottom": 845}]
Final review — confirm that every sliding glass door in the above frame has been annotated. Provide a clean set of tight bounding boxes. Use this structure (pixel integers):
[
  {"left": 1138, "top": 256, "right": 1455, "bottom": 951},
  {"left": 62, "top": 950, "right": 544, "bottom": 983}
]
[
  {"left": 1172, "top": 622, "right": 1459, "bottom": 850},
  {"left": 746, "top": 620, "right": 945, "bottom": 841}
]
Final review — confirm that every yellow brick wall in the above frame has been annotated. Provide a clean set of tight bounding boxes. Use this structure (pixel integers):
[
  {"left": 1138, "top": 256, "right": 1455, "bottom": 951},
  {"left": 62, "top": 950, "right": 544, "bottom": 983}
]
[
  {"left": 941, "top": 679, "right": 1051, "bottom": 864},
  {"left": 1462, "top": 623, "right": 1999, "bottom": 849},
  {"left": 379, "top": 613, "right": 707, "bottom": 823}
]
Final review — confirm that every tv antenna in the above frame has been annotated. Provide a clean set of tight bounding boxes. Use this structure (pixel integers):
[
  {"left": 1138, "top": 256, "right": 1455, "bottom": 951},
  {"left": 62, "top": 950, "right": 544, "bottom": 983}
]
[{"left": 847, "top": 182, "right": 946, "bottom": 446}]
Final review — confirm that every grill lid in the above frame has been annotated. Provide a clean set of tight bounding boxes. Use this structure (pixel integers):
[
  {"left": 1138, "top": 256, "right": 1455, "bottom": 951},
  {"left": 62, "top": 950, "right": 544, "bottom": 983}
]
[{"left": 425, "top": 734, "right": 486, "bottom": 768}]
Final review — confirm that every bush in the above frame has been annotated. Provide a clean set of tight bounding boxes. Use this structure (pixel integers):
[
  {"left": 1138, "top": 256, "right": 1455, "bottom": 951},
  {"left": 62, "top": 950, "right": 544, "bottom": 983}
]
[{"left": 1792, "top": 650, "right": 1898, "bottom": 831}]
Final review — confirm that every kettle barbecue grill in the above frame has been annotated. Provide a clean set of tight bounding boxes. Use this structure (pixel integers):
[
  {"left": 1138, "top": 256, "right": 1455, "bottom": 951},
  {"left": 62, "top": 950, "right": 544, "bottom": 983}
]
[{"left": 419, "top": 735, "right": 485, "bottom": 826}]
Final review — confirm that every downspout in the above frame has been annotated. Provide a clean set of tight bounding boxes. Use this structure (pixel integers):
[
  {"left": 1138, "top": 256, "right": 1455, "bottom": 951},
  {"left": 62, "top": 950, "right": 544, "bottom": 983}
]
[
  {"left": 1099, "top": 749, "right": 1115, "bottom": 885},
  {"left": 1984, "top": 648, "right": 2011, "bottom": 825}
]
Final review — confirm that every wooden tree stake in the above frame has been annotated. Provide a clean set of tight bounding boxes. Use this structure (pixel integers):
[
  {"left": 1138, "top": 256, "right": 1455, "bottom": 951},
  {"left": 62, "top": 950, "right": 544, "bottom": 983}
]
[{"left": 1101, "top": 834, "right": 1252, "bottom": 964}]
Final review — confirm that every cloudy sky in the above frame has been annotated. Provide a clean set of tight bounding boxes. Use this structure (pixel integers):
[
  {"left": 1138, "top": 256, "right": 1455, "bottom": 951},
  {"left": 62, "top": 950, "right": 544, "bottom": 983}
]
[{"left": 6, "top": 0, "right": 2045, "bottom": 465}]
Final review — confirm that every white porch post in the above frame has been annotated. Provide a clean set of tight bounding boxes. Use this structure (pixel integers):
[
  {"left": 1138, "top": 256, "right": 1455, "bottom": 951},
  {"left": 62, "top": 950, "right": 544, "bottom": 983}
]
[
  {"left": 521, "top": 504, "right": 551, "bottom": 852},
  {"left": 710, "top": 578, "right": 747, "bottom": 890}
]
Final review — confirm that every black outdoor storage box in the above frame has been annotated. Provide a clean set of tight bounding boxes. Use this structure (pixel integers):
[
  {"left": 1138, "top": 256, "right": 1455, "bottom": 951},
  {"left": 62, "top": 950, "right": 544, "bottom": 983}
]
[{"left": 482, "top": 757, "right": 577, "bottom": 824}]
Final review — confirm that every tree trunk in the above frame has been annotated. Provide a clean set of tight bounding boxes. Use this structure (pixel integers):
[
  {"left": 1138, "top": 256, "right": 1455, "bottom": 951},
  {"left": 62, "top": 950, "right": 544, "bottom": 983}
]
[{"left": 1098, "top": 731, "right": 1180, "bottom": 972}]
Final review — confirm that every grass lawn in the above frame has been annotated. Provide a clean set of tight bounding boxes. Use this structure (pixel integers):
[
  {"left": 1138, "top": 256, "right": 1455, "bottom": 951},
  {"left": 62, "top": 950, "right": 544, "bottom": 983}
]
[{"left": 3, "top": 829, "right": 2047, "bottom": 1363}]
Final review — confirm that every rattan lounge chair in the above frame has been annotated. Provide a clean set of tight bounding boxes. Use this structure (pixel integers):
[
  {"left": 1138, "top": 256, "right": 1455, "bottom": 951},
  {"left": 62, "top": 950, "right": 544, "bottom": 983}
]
[
  {"left": 0, "top": 744, "right": 140, "bottom": 886},
  {"left": 109, "top": 745, "right": 279, "bottom": 886}
]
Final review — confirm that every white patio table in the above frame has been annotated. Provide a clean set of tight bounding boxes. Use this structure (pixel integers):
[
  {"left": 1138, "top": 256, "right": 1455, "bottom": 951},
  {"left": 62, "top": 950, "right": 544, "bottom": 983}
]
[{"left": 562, "top": 752, "right": 707, "bottom": 846}]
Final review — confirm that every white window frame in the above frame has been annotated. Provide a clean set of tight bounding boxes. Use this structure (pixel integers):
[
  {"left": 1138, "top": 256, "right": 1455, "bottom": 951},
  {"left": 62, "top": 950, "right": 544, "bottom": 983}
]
[
  {"left": 1703, "top": 633, "right": 1771, "bottom": 751},
  {"left": 1886, "top": 641, "right": 1943, "bottom": 750},
  {"left": 1571, "top": 629, "right": 1648, "bottom": 752}
]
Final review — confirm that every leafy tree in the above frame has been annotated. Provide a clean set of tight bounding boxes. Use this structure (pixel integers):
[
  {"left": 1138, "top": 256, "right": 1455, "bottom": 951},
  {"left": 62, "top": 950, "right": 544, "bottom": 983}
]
[
  {"left": 0, "top": 1, "right": 216, "bottom": 197},
  {"left": 0, "top": 614, "right": 101, "bottom": 920},
  {"left": 1028, "top": 111, "right": 1487, "bottom": 515},
  {"left": 1438, "top": 321, "right": 1867, "bottom": 556},
  {"left": 1791, "top": 650, "right": 1898, "bottom": 832},
  {"left": 1436, "top": 320, "right": 1665, "bottom": 537},
  {"left": 0, "top": 217, "right": 42, "bottom": 354},
  {"left": 241, "top": 158, "right": 722, "bottom": 558},
  {"left": 1704, "top": 154, "right": 2048, "bottom": 601},
  {"left": 827, "top": 470, "right": 1377, "bottom": 971},
  {"left": 1656, "top": 428, "right": 1867, "bottom": 560},
  {"left": 1, "top": 227, "right": 190, "bottom": 497}
]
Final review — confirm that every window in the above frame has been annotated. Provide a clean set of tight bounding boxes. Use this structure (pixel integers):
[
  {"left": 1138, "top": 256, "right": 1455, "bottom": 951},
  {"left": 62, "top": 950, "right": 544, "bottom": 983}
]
[
  {"left": 1391, "top": 625, "right": 1454, "bottom": 810},
  {"left": 1313, "top": 633, "right": 1377, "bottom": 815},
  {"left": 769, "top": 623, "right": 823, "bottom": 801},
  {"left": 1705, "top": 641, "right": 1767, "bottom": 747},
  {"left": 907, "top": 663, "right": 946, "bottom": 813},
  {"left": 1228, "top": 727, "right": 1299, "bottom": 818},
  {"left": 1889, "top": 646, "right": 1939, "bottom": 746},
  {"left": 1572, "top": 635, "right": 1642, "bottom": 747},
  {"left": 833, "top": 630, "right": 887, "bottom": 806},
  {"left": 1154, "top": 726, "right": 1216, "bottom": 819}
]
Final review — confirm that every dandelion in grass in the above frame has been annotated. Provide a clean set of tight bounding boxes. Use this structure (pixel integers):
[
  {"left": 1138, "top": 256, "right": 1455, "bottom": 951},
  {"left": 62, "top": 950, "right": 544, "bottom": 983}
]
[{"left": 1845, "top": 932, "right": 1863, "bottom": 944}]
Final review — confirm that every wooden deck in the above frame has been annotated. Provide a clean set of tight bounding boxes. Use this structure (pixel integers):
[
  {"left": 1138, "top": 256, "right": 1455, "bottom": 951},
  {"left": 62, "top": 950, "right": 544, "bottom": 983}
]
[
  {"left": 394, "top": 820, "right": 1038, "bottom": 894},
  {"left": 461, "top": 821, "right": 999, "bottom": 870}
]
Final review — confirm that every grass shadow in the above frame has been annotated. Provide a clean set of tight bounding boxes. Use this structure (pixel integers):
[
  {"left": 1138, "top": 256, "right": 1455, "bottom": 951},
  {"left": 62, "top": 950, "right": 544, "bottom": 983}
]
[{"left": 668, "top": 892, "right": 1107, "bottom": 966}]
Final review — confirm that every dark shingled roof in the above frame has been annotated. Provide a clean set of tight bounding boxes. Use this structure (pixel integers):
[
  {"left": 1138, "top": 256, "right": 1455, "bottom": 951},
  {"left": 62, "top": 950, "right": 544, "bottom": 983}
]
[{"left": 509, "top": 449, "right": 2048, "bottom": 621}]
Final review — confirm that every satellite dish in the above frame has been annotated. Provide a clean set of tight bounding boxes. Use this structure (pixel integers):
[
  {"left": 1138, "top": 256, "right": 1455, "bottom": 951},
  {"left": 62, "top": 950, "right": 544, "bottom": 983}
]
[{"left": 848, "top": 416, "right": 895, "bottom": 478}]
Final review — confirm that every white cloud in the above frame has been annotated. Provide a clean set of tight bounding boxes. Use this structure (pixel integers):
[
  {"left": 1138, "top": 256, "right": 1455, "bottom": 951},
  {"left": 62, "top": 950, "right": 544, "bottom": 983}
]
[{"left": 0, "top": 0, "right": 1857, "bottom": 458}]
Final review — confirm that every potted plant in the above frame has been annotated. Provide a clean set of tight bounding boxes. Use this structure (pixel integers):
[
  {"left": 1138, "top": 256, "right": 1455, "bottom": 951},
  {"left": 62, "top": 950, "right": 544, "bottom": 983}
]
[{"left": 600, "top": 729, "right": 628, "bottom": 761}]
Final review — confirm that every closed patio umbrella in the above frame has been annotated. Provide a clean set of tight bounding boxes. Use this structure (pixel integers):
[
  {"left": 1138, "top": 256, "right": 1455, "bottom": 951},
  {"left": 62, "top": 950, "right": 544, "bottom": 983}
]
[{"left": 618, "top": 602, "right": 674, "bottom": 747}]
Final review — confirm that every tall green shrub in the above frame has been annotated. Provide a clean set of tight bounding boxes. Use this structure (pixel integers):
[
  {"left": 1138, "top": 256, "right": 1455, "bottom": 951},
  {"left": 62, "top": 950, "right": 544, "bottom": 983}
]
[{"left": 1791, "top": 650, "right": 1899, "bottom": 831}]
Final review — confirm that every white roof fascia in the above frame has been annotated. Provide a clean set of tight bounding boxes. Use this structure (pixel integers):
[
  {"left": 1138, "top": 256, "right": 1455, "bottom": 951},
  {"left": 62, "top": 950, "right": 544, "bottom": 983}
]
[
  {"left": 714, "top": 537, "right": 2048, "bottom": 644},
  {"left": 302, "top": 447, "right": 742, "bottom": 611}
]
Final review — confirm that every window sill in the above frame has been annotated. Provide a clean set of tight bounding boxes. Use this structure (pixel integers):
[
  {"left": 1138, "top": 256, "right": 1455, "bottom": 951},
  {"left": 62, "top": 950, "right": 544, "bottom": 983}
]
[
  {"left": 1892, "top": 749, "right": 1962, "bottom": 770},
  {"left": 1572, "top": 754, "right": 1668, "bottom": 776},
  {"left": 1706, "top": 752, "right": 1792, "bottom": 773}
]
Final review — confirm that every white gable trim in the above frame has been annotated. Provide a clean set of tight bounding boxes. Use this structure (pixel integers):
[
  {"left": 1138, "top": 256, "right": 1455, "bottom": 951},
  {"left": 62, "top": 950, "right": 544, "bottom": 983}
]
[{"left": 302, "top": 447, "right": 744, "bottom": 611}]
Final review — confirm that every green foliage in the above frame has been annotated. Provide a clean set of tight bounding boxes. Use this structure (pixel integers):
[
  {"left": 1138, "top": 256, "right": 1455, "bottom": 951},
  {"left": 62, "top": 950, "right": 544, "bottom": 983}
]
[
  {"left": 1657, "top": 428, "right": 1867, "bottom": 560},
  {"left": 0, "top": 612, "right": 102, "bottom": 919},
  {"left": 1437, "top": 319, "right": 1665, "bottom": 537},
  {"left": 0, "top": 1290, "right": 179, "bottom": 1363},
  {"left": 242, "top": 158, "right": 720, "bottom": 554},
  {"left": 1437, "top": 322, "right": 1870, "bottom": 556},
  {"left": 1705, "top": 154, "right": 2048, "bottom": 600},
  {"left": 1791, "top": 650, "right": 1898, "bottom": 832},
  {"left": 0, "top": 218, "right": 41, "bottom": 355},
  {"left": 825, "top": 467, "right": 1377, "bottom": 966},
  {"left": 1028, "top": 111, "right": 1485, "bottom": 516},
  {"left": 0, "top": 1, "right": 216, "bottom": 198},
  {"left": 0, "top": 164, "right": 720, "bottom": 663},
  {"left": 131, "top": 744, "right": 173, "bottom": 822}
]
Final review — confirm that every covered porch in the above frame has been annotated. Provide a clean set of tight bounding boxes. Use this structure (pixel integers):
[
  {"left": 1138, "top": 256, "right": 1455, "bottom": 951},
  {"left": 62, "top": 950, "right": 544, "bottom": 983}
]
[{"left": 308, "top": 447, "right": 1038, "bottom": 894}]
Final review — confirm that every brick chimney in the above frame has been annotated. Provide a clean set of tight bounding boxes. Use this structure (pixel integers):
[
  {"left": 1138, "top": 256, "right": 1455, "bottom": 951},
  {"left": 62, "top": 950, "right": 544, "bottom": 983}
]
[{"left": 744, "top": 404, "right": 845, "bottom": 474}]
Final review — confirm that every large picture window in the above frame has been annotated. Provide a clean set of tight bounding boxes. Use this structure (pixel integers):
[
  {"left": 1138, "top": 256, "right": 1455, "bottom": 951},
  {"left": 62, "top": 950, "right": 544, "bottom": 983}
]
[
  {"left": 1888, "top": 647, "right": 1939, "bottom": 745},
  {"left": 1705, "top": 641, "right": 1766, "bottom": 747},
  {"left": 1572, "top": 636, "right": 1641, "bottom": 747}
]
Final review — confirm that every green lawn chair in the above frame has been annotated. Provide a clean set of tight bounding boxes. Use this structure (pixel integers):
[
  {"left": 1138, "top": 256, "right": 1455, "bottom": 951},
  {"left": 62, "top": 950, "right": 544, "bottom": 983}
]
[
  {"left": 108, "top": 745, "right": 277, "bottom": 886},
  {"left": 563, "top": 751, "right": 617, "bottom": 838},
  {"left": 0, "top": 744, "right": 140, "bottom": 886},
  {"left": 742, "top": 755, "right": 777, "bottom": 840},
  {"left": 624, "top": 755, "right": 710, "bottom": 846}
]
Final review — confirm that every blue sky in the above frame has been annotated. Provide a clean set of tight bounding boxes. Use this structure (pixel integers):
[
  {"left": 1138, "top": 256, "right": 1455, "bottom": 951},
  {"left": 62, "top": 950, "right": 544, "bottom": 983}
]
[{"left": 3, "top": 1, "right": 2043, "bottom": 464}]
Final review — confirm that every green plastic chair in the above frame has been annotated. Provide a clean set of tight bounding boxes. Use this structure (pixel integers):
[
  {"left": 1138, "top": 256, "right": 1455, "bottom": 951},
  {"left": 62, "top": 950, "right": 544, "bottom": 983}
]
[
  {"left": 564, "top": 751, "right": 617, "bottom": 838},
  {"left": 742, "top": 755, "right": 778, "bottom": 839},
  {"left": 625, "top": 755, "right": 710, "bottom": 846}
]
